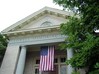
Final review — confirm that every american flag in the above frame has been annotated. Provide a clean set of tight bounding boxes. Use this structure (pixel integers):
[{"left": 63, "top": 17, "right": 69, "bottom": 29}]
[{"left": 39, "top": 46, "right": 54, "bottom": 71}]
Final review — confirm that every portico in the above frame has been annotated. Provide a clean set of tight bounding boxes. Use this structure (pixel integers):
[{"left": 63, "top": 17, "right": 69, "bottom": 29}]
[{"left": 0, "top": 7, "right": 74, "bottom": 74}]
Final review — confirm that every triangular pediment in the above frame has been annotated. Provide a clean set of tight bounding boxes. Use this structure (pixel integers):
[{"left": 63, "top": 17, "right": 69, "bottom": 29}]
[
  {"left": 16, "top": 14, "right": 67, "bottom": 31},
  {"left": 2, "top": 7, "right": 74, "bottom": 34}
]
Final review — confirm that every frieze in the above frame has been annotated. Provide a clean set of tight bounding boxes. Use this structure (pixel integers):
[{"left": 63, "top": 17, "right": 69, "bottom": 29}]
[{"left": 9, "top": 33, "right": 66, "bottom": 46}]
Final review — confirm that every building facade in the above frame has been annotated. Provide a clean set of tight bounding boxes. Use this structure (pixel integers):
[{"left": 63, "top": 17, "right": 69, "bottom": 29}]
[{"left": 0, "top": 7, "right": 75, "bottom": 74}]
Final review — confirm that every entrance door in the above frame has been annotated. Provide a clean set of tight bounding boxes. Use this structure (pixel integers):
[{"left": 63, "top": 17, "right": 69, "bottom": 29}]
[{"left": 42, "top": 65, "right": 58, "bottom": 74}]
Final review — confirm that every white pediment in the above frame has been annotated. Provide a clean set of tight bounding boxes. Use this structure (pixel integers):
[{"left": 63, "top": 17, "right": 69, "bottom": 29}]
[
  {"left": 1, "top": 7, "right": 73, "bottom": 35},
  {"left": 19, "top": 14, "right": 67, "bottom": 31}
]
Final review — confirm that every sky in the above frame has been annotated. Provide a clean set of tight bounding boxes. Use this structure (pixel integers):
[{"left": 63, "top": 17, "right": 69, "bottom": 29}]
[{"left": 0, "top": 0, "right": 62, "bottom": 32}]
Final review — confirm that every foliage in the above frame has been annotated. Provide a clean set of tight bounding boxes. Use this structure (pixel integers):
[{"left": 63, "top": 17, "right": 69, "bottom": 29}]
[
  {"left": 94, "top": 62, "right": 99, "bottom": 69},
  {"left": 89, "top": 70, "right": 99, "bottom": 74},
  {"left": 72, "top": 71, "right": 80, "bottom": 74},
  {"left": 89, "top": 62, "right": 99, "bottom": 74},
  {"left": 53, "top": 0, "right": 99, "bottom": 74},
  {"left": 0, "top": 33, "right": 7, "bottom": 58}
]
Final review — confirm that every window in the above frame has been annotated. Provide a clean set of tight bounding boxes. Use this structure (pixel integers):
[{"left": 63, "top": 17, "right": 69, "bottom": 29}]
[
  {"left": 36, "top": 59, "right": 40, "bottom": 64},
  {"left": 35, "top": 68, "right": 39, "bottom": 74},
  {"left": 60, "top": 57, "right": 66, "bottom": 63},
  {"left": 41, "top": 21, "right": 52, "bottom": 27},
  {"left": 54, "top": 58, "right": 58, "bottom": 63}
]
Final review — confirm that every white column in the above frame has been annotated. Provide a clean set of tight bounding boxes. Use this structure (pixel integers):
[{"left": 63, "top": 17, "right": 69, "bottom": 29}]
[
  {"left": 67, "top": 48, "right": 74, "bottom": 74},
  {"left": 15, "top": 46, "right": 26, "bottom": 74},
  {"left": 0, "top": 44, "right": 20, "bottom": 74}
]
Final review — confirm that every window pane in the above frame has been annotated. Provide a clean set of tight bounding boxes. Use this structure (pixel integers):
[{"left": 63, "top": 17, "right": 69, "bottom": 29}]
[
  {"left": 60, "top": 58, "right": 66, "bottom": 63},
  {"left": 36, "top": 60, "right": 40, "bottom": 64},
  {"left": 54, "top": 58, "right": 58, "bottom": 63},
  {"left": 35, "top": 68, "right": 39, "bottom": 74}
]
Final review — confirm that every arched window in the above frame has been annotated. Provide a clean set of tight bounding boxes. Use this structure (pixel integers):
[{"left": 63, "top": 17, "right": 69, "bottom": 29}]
[{"left": 40, "top": 21, "right": 52, "bottom": 27}]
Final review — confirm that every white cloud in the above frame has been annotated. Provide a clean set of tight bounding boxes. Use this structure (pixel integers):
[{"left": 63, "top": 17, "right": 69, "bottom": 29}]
[{"left": 0, "top": 0, "right": 62, "bottom": 32}]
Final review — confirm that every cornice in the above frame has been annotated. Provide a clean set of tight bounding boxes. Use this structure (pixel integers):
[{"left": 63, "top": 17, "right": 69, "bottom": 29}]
[{"left": 4, "top": 25, "right": 60, "bottom": 37}]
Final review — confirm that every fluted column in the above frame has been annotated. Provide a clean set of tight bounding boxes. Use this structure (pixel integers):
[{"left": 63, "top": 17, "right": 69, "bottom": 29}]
[
  {"left": 67, "top": 48, "right": 74, "bottom": 74},
  {"left": 15, "top": 46, "right": 26, "bottom": 74}
]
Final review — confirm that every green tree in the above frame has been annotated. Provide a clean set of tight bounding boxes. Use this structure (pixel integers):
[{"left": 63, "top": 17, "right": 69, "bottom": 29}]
[
  {"left": 0, "top": 33, "right": 7, "bottom": 63},
  {"left": 53, "top": 0, "right": 99, "bottom": 74}
]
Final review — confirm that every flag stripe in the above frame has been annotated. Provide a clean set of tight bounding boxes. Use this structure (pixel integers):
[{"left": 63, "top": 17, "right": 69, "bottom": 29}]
[
  {"left": 52, "top": 47, "right": 54, "bottom": 70},
  {"left": 49, "top": 47, "right": 51, "bottom": 70}
]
